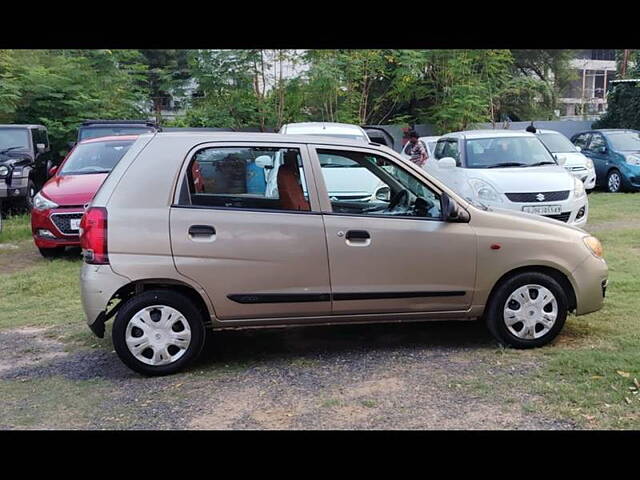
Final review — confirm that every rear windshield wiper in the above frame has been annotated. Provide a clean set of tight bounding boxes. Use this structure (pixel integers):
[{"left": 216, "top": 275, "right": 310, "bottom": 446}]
[{"left": 486, "top": 162, "right": 527, "bottom": 168}]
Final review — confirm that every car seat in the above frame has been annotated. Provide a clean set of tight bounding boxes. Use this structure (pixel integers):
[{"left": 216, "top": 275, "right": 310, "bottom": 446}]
[{"left": 277, "top": 151, "right": 310, "bottom": 211}]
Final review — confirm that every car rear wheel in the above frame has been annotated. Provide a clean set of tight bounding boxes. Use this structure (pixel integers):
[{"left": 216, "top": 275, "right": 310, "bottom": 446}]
[
  {"left": 38, "top": 246, "right": 65, "bottom": 258},
  {"left": 112, "top": 290, "right": 206, "bottom": 376},
  {"left": 485, "top": 272, "right": 568, "bottom": 349},
  {"left": 607, "top": 169, "right": 623, "bottom": 193}
]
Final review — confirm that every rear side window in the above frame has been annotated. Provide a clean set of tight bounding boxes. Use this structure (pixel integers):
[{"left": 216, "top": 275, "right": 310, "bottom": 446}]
[{"left": 179, "top": 146, "right": 311, "bottom": 212}]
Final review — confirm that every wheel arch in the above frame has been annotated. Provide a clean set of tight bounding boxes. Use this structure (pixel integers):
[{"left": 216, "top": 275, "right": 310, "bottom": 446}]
[
  {"left": 107, "top": 278, "right": 214, "bottom": 328},
  {"left": 485, "top": 265, "right": 577, "bottom": 314}
]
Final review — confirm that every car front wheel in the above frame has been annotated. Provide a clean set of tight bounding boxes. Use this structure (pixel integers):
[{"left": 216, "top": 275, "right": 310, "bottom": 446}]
[
  {"left": 606, "top": 169, "right": 623, "bottom": 193},
  {"left": 112, "top": 290, "right": 206, "bottom": 376},
  {"left": 485, "top": 272, "right": 568, "bottom": 349}
]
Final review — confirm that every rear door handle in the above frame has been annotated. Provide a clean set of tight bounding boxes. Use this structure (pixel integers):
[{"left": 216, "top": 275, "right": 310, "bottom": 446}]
[
  {"left": 345, "top": 230, "right": 370, "bottom": 240},
  {"left": 188, "top": 225, "right": 216, "bottom": 236}
]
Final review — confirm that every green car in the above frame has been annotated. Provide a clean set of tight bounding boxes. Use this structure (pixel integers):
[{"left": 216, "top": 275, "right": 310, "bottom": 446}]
[{"left": 571, "top": 129, "right": 640, "bottom": 193}]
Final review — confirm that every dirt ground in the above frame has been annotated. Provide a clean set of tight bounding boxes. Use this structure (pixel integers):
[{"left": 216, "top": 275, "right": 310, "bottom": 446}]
[{"left": 0, "top": 321, "right": 574, "bottom": 430}]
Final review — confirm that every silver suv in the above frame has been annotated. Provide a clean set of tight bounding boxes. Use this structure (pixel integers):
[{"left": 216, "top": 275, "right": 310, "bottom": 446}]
[{"left": 80, "top": 132, "right": 608, "bottom": 375}]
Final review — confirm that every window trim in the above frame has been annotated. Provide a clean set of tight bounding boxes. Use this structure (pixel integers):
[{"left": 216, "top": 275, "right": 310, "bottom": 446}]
[
  {"left": 308, "top": 144, "right": 446, "bottom": 222},
  {"left": 171, "top": 141, "right": 323, "bottom": 214}
]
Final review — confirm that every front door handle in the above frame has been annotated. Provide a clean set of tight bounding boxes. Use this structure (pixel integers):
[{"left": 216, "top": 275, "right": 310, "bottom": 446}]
[
  {"left": 345, "top": 230, "right": 370, "bottom": 240},
  {"left": 188, "top": 225, "right": 216, "bottom": 236}
]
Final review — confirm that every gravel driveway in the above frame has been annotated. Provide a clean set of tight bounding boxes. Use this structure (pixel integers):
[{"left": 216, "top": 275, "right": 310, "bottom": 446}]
[{"left": 0, "top": 321, "right": 574, "bottom": 430}]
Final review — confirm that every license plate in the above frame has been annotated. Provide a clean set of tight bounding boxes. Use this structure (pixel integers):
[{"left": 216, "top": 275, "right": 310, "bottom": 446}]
[
  {"left": 70, "top": 218, "right": 81, "bottom": 231},
  {"left": 522, "top": 205, "right": 562, "bottom": 215}
]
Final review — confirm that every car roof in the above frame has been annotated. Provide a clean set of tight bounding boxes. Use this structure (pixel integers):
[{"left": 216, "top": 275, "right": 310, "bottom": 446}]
[
  {"left": 419, "top": 136, "right": 441, "bottom": 142},
  {"left": 533, "top": 129, "right": 564, "bottom": 135},
  {"left": 442, "top": 129, "right": 534, "bottom": 140},
  {"left": 281, "top": 122, "right": 366, "bottom": 135},
  {"left": 151, "top": 131, "right": 394, "bottom": 153},
  {"left": 0, "top": 124, "right": 46, "bottom": 129},
  {"left": 78, "top": 135, "right": 139, "bottom": 145}
]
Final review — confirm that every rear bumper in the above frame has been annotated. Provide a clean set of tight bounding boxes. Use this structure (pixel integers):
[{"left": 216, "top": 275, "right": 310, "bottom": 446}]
[
  {"left": 81, "top": 263, "right": 131, "bottom": 333},
  {"left": 572, "top": 254, "right": 608, "bottom": 315}
]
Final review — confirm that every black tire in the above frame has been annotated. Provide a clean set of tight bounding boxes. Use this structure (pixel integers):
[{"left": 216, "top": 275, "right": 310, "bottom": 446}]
[
  {"left": 112, "top": 290, "right": 206, "bottom": 376},
  {"left": 17, "top": 178, "right": 37, "bottom": 211},
  {"left": 38, "top": 246, "right": 65, "bottom": 258},
  {"left": 485, "top": 272, "right": 568, "bottom": 349},
  {"left": 606, "top": 169, "right": 623, "bottom": 193}
]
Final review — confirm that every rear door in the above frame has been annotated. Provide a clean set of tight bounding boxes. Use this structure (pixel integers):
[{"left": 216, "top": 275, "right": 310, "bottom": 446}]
[{"left": 170, "top": 142, "right": 332, "bottom": 321}]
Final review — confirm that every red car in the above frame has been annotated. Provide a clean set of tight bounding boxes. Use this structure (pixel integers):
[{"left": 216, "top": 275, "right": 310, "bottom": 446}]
[{"left": 31, "top": 135, "right": 138, "bottom": 257}]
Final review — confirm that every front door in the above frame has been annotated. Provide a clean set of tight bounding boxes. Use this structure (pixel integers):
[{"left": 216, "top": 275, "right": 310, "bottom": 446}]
[
  {"left": 583, "top": 133, "right": 609, "bottom": 186},
  {"left": 170, "top": 143, "right": 331, "bottom": 321},
  {"left": 311, "top": 146, "right": 477, "bottom": 315}
]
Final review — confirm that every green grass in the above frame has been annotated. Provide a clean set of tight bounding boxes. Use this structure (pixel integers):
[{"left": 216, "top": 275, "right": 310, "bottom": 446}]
[{"left": 0, "top": 214, "right": 32, "bottom": 244}]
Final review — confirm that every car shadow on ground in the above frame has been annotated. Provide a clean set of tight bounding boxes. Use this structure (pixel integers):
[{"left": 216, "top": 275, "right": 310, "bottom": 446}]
[{"left": 197, "top": 320, "right": 496, "bottom": 367}]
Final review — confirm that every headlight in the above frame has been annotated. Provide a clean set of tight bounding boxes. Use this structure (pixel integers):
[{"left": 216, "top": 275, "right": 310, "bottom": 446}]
[
  {"left": 583, "top": 235, "right": 604, "bottom": 258},
  {"left": 469, "top": 178, "right": 502, "bottom": 203},
  {"left": 585, "top": 157, "right": 594, "bottom": 170},
  {"left": 573, "top": 176, "right": 586, "bottom": 198},
  {"left": 0, "top": 165, "right": 8, "bottom": 176},
  {"left": 33, "top": 192, "right": 59, "bottom": 211},
  {"left": 624, "top": 154, "right": 640, "bottom": 166}
]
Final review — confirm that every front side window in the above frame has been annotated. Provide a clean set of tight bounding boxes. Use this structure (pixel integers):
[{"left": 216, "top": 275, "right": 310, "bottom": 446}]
[
  {"left": 588, "top": 134, "right": 607, "bottom": 153},
  {"left": 465, "top": 136, "right": 556, "bottom": 168},
  {"left": 59, "top": 139, "right": 134, "bottom": 175},
  {"left": 573, "top": 133, "right": 591, "bottom": 149},
  {"left": 435, "top": 139, "right": 461, "bottom": 165},
  {"left": 317, "top": 149, "right": 442, "bottom": 219},
  {"left": 181, "top": 146, "right": 311, "bottom": 212}
]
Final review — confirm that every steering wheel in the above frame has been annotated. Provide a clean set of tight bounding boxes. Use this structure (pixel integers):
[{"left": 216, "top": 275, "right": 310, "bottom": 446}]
[{"left": 388, "top": 189, "right": 409, "bottom": 211}]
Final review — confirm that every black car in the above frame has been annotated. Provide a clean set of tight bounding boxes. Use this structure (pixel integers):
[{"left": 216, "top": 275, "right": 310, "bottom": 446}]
[{"left": 0, "top": 124, "right": 55, "bottom": 211}]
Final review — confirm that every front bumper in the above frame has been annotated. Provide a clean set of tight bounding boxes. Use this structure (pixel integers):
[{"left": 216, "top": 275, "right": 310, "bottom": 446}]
[
  {"left": 569, "top": 169, "right": 596, "bottom": 190},
  {"left": 492, "top": 194, "right": 588, "bottom": 227},
  {"left": 31, "top": 207, "right": 84, "bottom": 248},
  {"left": 571, "top": 253, "right": 608, "bottom": 315},
  {"left": 620, "top": 163, "right": 640, "bottom": 190},
  {"left": 0, "top": 176, "right": 29, "bottom": 198}
]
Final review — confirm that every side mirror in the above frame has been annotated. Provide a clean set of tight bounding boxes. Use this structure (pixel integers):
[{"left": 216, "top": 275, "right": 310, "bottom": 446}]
[
  {"left": 48, "top": 165, "right": 58, "bottom": 177},
  {"left": 438, "top": 157, "right": 457, "bottom": 170},
  {"left": 254, "top": 155, "right": 274, "bottom": 170},
  {"left": 597, "top": 146, "right": 607, "bottom": 154},
  {"left": 36, "top": 143, "right": 47, "bottom": 154},
  {"left": 575, "top": 146, "right": 582, "bottom": 152},
  {"left": 441, "top": 192, "right": 470, "bottom": 223}
]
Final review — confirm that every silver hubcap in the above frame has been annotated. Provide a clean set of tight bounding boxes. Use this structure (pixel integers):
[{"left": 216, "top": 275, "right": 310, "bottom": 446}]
[
  {"left": 608, "top": 173, "right": 620, "bottom": 192},
  {"left": 125, "top": 305, "right": 191, "bottom": 366},
  {"left": 503, "top": 284, "right": 558, "bottom": 340}
]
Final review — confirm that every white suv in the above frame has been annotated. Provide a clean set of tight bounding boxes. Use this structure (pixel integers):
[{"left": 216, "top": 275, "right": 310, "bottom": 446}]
[{"left": 430, "top": 130, "right": 588, "bottom": 227}]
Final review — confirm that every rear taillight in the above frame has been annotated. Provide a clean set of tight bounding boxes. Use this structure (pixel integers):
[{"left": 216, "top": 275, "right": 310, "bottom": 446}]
[{"left": 80, "top": 207, "right": 108, "bottom": 264}]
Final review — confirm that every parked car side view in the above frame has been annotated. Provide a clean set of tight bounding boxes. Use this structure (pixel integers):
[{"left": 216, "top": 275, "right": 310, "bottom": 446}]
[
  {"left": 533, "top": 129, "right": 596, "bottom": 191},
  {"left": 80, "top": 132, "right": 607, "bottom": 376},
  {"left": 31, "top": 135, "right": 138, "bottom": 257},
  {"left": 571, "top": 129, "right": 640, "bottom": 193},
  {"left": 430, "top": 130, "right": 589, "bottom": 227},
  {"left": 0, "top": 124, "right": 55, "bottom": 210}
]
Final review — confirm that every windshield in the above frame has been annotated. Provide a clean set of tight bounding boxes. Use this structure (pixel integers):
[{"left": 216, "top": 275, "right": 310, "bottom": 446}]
[
  {"left": 465, "top": 136, "right": 557, "bottom": 168},
  {"left": 60, "top": 140, "right": 134, "bottom": 175},
  {"left": 0, "top": 129, "right": 30, "bottom": 152},
  {"left": 606, "top": 131, "right": 640, "bottom": 151},
  {"left": 79, "top": 126, "right": 153, "bottom": 141},
  {"left": 538, "top": 132, "right": 577, "bottom": 153}
]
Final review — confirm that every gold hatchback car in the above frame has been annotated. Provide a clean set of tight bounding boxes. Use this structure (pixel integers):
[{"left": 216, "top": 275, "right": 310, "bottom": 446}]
[{"left": 79, "top": 132, "right": 608, "bottom": 375}]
